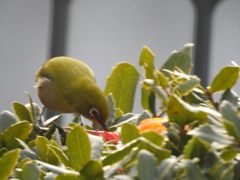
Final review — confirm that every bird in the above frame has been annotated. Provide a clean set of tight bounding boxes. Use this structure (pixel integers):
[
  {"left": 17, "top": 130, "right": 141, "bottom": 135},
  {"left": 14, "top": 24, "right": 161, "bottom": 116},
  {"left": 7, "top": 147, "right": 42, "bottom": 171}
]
[{"left": 35, "top": 56, "right": 109, "bottom": 131}]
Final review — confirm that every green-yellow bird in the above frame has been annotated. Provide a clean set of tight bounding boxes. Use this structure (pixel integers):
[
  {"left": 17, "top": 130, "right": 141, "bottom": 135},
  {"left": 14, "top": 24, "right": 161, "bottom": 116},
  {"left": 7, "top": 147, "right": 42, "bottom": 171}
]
[{"left": 35, "top": 56, "right": 109, "bottom": 131}]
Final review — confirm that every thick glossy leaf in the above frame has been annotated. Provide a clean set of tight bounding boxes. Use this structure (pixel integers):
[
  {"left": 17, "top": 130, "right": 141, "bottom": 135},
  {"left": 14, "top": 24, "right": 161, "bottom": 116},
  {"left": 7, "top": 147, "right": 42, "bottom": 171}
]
[
  {"left": 102, "top": 138, "right": 140, "bottom": 166},
  {"left": 0, "top": 149, "right": 20, "bottom": 180},
  {"left": 209, "top": 66, "right": 239, "bottom": 93},
  {"left": 24, "top": 91, "right": 35, "bottom": 121},
  {"left": 35, "top": 136, "right": 59, "bottom": 165},
  {"left": 208, "top": 160, "right": 236, "bottom": 180},
  {"left": 114, "top": 113, "right": 135, "bottom": 126},
  {"left": 220, "top": 89, "right": 239, "bottom": 108},
  {"left": 103, "top": 137, "right": 170, "bottom": 166},
  {"left": 104, "top": 62, "right": 140, "bottom": 113},
  {"left": 220, "top": 101, "right": 240, "bottom": 138},
  {"left": 141, "top": 130, "right": 164, "bottom": 147},
  {"left": 136, "top": 110, "right": 152, "bottom": 125},
  {"left": 167, "top": 96, "right": 209, "bottom": 125},
  {"left": 20, "top": 161, "right": 40, "bottom": 180},
  {"left": 139, "top": 46, "right": 155, "bottom": 79},
  {"left": 121, "top": 123, "right": 140, "bottom": 144},
  {"left": 111, "top": 175, "right": 134, "bottom": 180},
  {"left": 48, "top": 145, "right": 69, "bottom": 167},
  {"left": 52, "top": 129, "right": 62, "bottom": 147},
  {"left": 12, "top": 102, "right": 32, "bottom": 123},
  {"left": 155, "top": 70, "right": 169, "bottom": 87},
  {"left": 104, "top": 148, "right": 138, "bottom": 179},
  {"left": 88, "top": 134, "right": 104, "bottom": 159},
  {"left": 160, "top": 44, "right": 193, "bottom": 77},
  {"left": 141, "top": 87, "right": 156, "bottom": 115},
  {"left": 0, "top": 111, "right": 17, "bottom": 133},
  {"left": 174, "top": 77, "right": 200, "bottom": 96},
  {"left": 25, "top": 102, "right": 41, "bottom": 123},
  {"left": 222, "top": 119, "right": 239, "bottom": 141},
  {"left": 3, "top": 121, "right": 31, "bottom": 149},
  {"left": 35, "top": 160, "right": 79, "bottom": 175},
  {"left": 188, "top": 125, "right": 233, "bottom": 144},
  {"left": 220, "top": 148, "right": 238, "bottom": 161},
  {"left": 181, "top": 159, "right": 207, "bottom": 180},
  {"left": 16, "top": 139, "right": 39, "bottom": 160},
  {"left": 66, "top": 124, "right": 91, "bottom": 171},
  {"left": 157, "top": 158, "right": 177, "bottom": 180},
  {"left": 183, "top": 136, "right": 209, "bottom": 160},
  {"left": 106, "top": 93, "right": 116, "bottom": 125},
  {"left": 151, "top": 86, "right": 168, "bottom": 102},
  {"left": 137, "top": 150, "right": 157, "bottom": 180},
  {"left": 55, "top": 174, "right": 79, "bottom": 180},
  {"left": 80, "top": 160, "right": 104, "bottom": 180}
]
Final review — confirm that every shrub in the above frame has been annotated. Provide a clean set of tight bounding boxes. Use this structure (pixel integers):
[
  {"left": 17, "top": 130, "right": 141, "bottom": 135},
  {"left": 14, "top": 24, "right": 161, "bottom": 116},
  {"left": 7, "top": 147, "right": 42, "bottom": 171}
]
[{"left": 0, "top": 44, "right": 240, "bottom": 180}]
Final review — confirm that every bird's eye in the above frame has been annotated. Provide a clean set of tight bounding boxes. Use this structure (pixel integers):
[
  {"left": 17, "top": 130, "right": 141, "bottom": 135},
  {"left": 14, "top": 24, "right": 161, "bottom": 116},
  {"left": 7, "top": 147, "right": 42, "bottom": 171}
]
[{"left": 89, "top": 108, "right": 99, "bottom": 118}]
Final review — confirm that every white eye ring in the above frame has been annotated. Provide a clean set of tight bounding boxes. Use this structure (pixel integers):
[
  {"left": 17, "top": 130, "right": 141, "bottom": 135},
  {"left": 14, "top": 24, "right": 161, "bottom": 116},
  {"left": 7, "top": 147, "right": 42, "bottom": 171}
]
[{"left": 89, "top": 108, "right": 99, "bottom": 118}]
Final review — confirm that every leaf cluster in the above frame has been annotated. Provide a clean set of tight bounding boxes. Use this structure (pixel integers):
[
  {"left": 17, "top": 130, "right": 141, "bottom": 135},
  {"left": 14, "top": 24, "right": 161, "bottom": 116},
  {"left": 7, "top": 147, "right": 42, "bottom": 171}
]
[{"left": 0, "top": 44, "right": 240, "bottom": 179}]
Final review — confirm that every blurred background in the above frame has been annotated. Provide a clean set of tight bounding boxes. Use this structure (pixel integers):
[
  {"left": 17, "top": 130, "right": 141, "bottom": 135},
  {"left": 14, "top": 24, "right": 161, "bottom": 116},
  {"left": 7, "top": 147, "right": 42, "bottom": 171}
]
[{"left": 0, "top": 0, "right": 239, "bottom": 125}]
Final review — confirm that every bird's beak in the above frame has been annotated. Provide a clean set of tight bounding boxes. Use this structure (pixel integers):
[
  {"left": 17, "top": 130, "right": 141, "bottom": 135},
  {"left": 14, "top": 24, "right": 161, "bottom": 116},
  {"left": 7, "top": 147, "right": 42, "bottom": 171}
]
[{"left": 99, "top": 121, "right": 109, "bottom": 132}]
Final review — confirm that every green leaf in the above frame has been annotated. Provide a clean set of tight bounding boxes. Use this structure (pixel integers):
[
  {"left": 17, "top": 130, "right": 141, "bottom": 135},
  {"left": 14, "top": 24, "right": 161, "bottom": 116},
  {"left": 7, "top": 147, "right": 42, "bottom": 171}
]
[
  {"left": 208, "top": 160, "right": 236, "bottom": 180},
  {"left": 222, "top": 120, "right": 239, "bottom": 141},
  {"left": 55, "top": 174, "right": 79, "bottom": 180},
  {"left": 48, "top": 145, "right": 69, "bottom": 167},
  {"left": 0, "top": 111, "right": 17, "bottom": 133},
  {"left": 141, "top": 87, "right": 156, "bottom": 115},
  {"left": 220, "top": 101, "right": 240, "bottom": 139},
  {"left": 160, "top": 44, "right": 193, "bottom": 77},
  {"left": 139, "top": 46, "right": 155, "bottom": 79},
  {"left": 111, "top": 175, "right": 134, "bottom": 180},
  {"left": 20, "top": 161, "right": 40, "bottom": 180},
  {"left": 106, "top": 93, "right": 116, "bottom": 125},
  {"left": 35, "top": 160, "right": 79, "bottom": 175},
  {"left": 167, "top": 95, "right": 209, "bottom": 125},
  {"left": 80, "top": 160, "right": 104, "bottom": 180},
  {"left": 12, "top": 102, "right": 33, "bottom": 123},
  {"left": 141, "top": 130, "right": 164, "bottom": 147},
  {"left": 104, "top": 62, "right": 140, "bottom": 113},
  {"left": 209, "top": 66, "right": 239, "bottom": 93},
  {"left": 3, "top": 121, "right": 31, "bottom": 149},
  {"left": 52, "top": 129, "right": 62, "bottom": 147},
  {"left": 66, "top": 124, "right": 91, "bottom": 171},
  {"left": 35, "top": 136, "right": 59, "bottom": 165},
  {"left": 137, "top": 150, "right": 157, "bottom": 180},
  {"left": 155, "top": 70, "right": 169, "bottom": 87},
  {"left": 103, "top": 137, "right": 170, "bottom": 166},
  {"left": 220, "top": 148, "right": 238, "bottom": 161},
  {"left": 0, "top": 149, "right": 20, "bottom": 180},
  {"left": 24, "top": 91, "right": 36, "bottom": 122},
  {"left": 136, "top": 110, "right": 152, "bottom": 125},
  {"left": 188, "top": 125, "right": 233, "bottom": 144},
  {"left": 174, "top": 77, "right": 200, "bottom": 96},
  {"left": 104, "top": 148, "right": 138, "bottom": 179},
  {"left": 157, "top": 157, "right": 177, "bottom": 180},
  {"left": 183, "top": 136, "right": 209, "bottom": 161},
  {"left": 88, "top": 134, "right": 104, "bottom": 159},
  {"left": 25, "top": 102, "right": 42, "bottom": 123},
  {"left": 181, "top": 159, "right": 207, "bottom": 180},
  {"left": 16, "top": 138, "right": 39, "bottom": 160},
  {"left": 220, "top": 89, "right": 239, "bottom": 108},
  {"left": 121, "top": 123, "right": 140, "bottom": 144}
]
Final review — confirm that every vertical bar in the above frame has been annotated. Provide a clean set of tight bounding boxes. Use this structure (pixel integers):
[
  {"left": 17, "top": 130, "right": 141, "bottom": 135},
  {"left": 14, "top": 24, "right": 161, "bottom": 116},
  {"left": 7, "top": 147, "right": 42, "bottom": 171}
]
[
  {"left": 190, "top": 0, "right": 222, "bottom": 87},
  {"left": 45, "top": 0, "right": 72, "bottom": 119}
]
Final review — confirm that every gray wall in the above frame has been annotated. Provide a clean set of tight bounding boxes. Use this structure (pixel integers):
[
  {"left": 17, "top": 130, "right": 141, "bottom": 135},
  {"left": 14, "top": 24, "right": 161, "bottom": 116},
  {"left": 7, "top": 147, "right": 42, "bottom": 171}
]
[{"left": 0, "top": 1, "right": 239, "bottom": 125}]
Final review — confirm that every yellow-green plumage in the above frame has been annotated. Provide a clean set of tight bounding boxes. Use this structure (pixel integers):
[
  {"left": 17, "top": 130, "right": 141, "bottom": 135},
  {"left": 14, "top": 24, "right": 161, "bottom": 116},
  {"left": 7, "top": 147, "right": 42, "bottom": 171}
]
[{"left": 35, "top": 56, "right": 109, "bottom": 131}]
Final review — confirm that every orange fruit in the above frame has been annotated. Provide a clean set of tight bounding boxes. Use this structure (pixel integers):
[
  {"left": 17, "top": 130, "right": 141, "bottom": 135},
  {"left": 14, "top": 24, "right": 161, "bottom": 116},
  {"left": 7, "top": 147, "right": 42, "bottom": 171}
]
[{"left": 138, "top": 118, "right": 167, "bottom": 134}]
